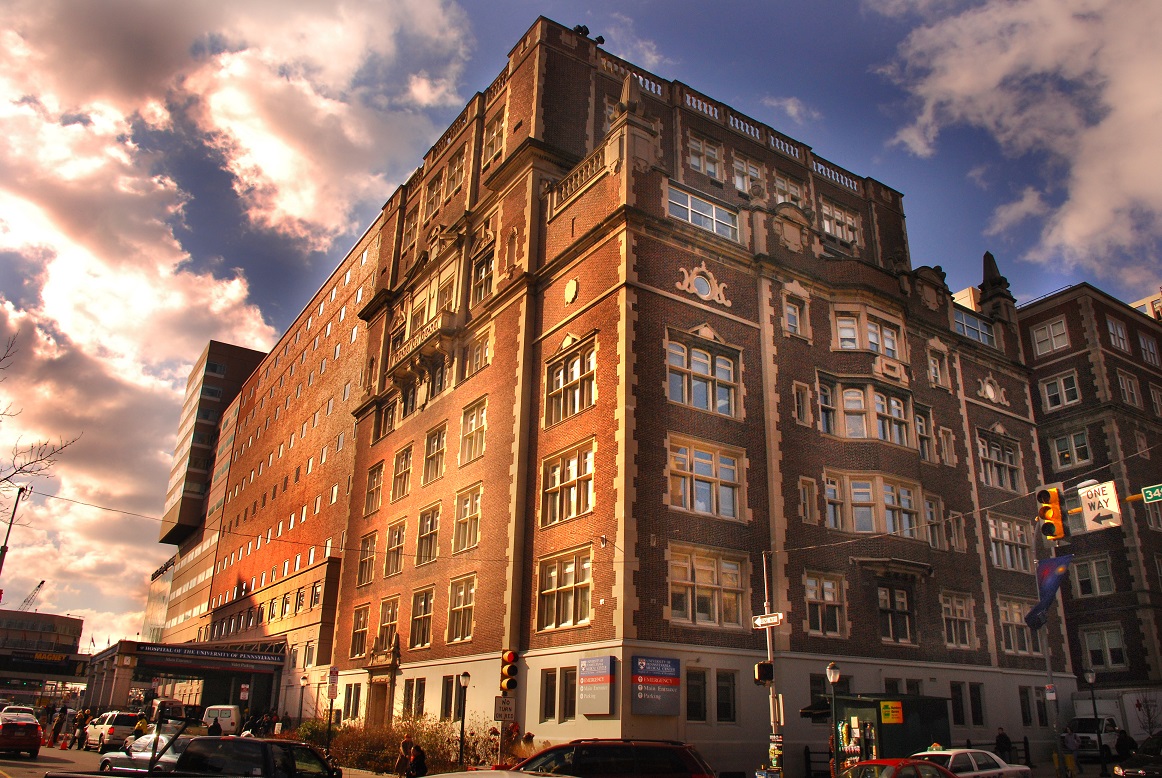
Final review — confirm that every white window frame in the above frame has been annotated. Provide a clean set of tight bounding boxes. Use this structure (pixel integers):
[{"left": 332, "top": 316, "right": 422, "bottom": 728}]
[
  {"left": 1141, "top": 333, "right": 1160, "bottom": 366},
  {"left": 537, "top": 548, "right": 592, "bottom": 631},
  {"left": 989, "top": 516, "right": 1032, "bottom": 572},
  {"left": 954, "top": 308, "right": 996, "bottom": 347},
  {"left": 668, "top": 437, "right": 743, "bottom": 521},
  {"left": 1000, "top": 598, "right": 1041, "bottom": 655},
  {"left": 668, "top": 546, "right": 745, "bottom": 628},
  {"left": 1042, "top": 372, "right": 1081, "bottom": 410},
  {"left": 546, "top": 340, "right": 596, "bottom": 425},
  {"left": 364, "top": 462, "right": 384, "bottom": 515},
  {"left": 349, "top": 605, "right": 369, "bottom": 658},
  {"left": 666, "top": 337, "right": 738, "bottom": 417},
  {"left": 453, "top": 483, "right": 482, "bottom": 553},
  {"left": 941, "top": 593, "right": 975, "bottom": 649},
  {"left": 805, "top": 572, "right": 845, "bottom": 637},
  {"left": 447, "top": 575, "right": 475, "bottom": 643},
  {"left": 542, "top": 440, "right": 595, "bottom": 526},
  {"left": 1082, "top": 625, "right": 1127, "bottom": 669},
  {"left": 977, "top": 434, "right": 1021, "bottom": 492},
  {"left": 409, "top": 589, "right": 434, "bottom": 649},
  {"left": 820, "top": 199, "right": 859, "bottom": 244},
  {"left": 356, "top": 532, "right": 376, "bottom": 587},
  {"left": 1108, "top": 317, "right": 1130, "bottom": 351},
  {"left": 1032, "top": 318, "right": 1069, "bottom": 356},
  {"left": 1073, "top": 556, "right": 1115, "bottom": 598},
  {"left": 460, "top": 398, "right": 487, "bottom": 463},
  {"left": 668, "top": 186, "right": 739, "bottom": 241},
  {"left": 392, "top": 446, "right": 412, "bottom": 500},
  {"left": 1119, "top": 370, "right": 1142, "bottom": 407},
  {"left": 423, "top": 425, "right": 446, "bottom": 484},
  {"left": 1052, "top": 430, "right": 1091, "bottom": 469},
  {"left": 384, "top": 520, "right": 405, "bottom": 577},
  {"left": 416, "top": 505, "right": 439, "bottom": 565},
  {"left": 688, "top": 135, "right": 722, "bottom": 179}
]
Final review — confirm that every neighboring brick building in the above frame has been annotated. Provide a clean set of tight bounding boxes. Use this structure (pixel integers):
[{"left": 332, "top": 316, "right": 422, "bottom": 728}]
[
  {"left": 152, "top": 15, "right": 1102, "bottom": 774},
  {"left": 1017, "top": 283, "right": 1162, "bottom": 731}
]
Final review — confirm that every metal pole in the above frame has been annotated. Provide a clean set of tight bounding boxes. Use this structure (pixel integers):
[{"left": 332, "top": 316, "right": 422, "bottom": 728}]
[
  {"left": 1090, "top": 679, "right": 1108, "bottom": 776},
  {"left": 1035, "top": 556, "right": 1068, "bottom": 778},
  {"left": 762, "top": 551, "right": 782, "bottom": 774},
  {"left": 0, "top": 484, "right": 28, "bottom": 578},
  {"left": 458, "top": 682, "right": 468, "bottom": 767},
  {"left": 326, "top": 697, "right": 333, "bottom": 751},
  {"left": 830, "top": 681, "right": 838, "bottom": 778}
]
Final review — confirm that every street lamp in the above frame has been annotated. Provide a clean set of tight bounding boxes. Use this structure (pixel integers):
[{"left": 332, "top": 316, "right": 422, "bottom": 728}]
[
  {"left": 458, "top": 672, "right": 471, "bottom": 768},
  {"left": 298, "top": 674, "right": 309, "bottom": 730},
  {"left": 827, "top": 662, "right": 841, "bottom": 778},
  {"left": 1083, "top": 670, "right": 1109, "bottom": 777}
]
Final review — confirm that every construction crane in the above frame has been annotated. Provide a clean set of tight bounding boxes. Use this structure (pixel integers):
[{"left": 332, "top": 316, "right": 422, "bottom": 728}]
[{"left": 18, "top": 580, "right": 44, "bottom": 611}]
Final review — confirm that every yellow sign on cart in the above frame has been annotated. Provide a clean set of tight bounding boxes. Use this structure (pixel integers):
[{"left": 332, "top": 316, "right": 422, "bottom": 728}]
[{"left": 880, "top": 700, "right": 904, "bottom": 724}]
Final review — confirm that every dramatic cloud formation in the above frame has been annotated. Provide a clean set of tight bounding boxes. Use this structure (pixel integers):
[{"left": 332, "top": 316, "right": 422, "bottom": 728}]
[
  {"left": 0, "top": 0, "right": 474, "bottom": 641},
  {"left": 879, "top": 0, "right": 1162, "bottom": 282}
]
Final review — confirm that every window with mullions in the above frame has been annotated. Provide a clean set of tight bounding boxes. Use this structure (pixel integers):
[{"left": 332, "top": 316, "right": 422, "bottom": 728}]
[
  {"left": 875, "top": 392, "right": 909, "bottom": 445},
  {"left": 364, "top": 463, "right": 384, "bottom": 515},
  {"left": 669, "top": 548, "right": 744, "bottom": 627},
  {"left": 423, "top": 425, "right": 446, "bottom": 484},
  {"left": 942, "top": 593, "right": 974, "bottom": 648},
  {"left": 1042, "top": 372, "right": 1080, "bottom": 410},
  {"left": 1141, "top": 334, "right": 1160, "bottom": 366},
  {"left": 453, "top": 484, "right": 481, "bottom": 552},
  {"left": 989, "top": 517, "right": 1031, "bottom": 572},
  {"left": 666, "top": 340, "right": 738, "bottom": 416},
  {"left": 392, "top": 446, "right": 412, "bottom": 500},
  {"left": 732, "top": 155, "right": 763, "bottom": 192},
  {"left": 402, "top": 208, "right": 418, "bottom": 249},
  {"left": 357, "top": 532, "right": 376, "bottom": 586},
  {"left": 460, "top": 399, "right": 487, "bottom": 462},
  {"left": 772, "top": 173, "right": 804, "bottom": 206},
  {"left": 417, "top": 506, "right": 439, "bottom": 565},
  {"left": 1108, "top": 317, "right": 1130, "bottom": 351},
  {"left": 822, "top": 473, "right": 920, "bottom": 537},
  {"left": 1073, "top": 557, "right": 1114, "bottom": 597},
  {"left": 1052, "top": 431, "right": 1091, "bottom": 468},
  {"left": 1083, "top": 626, "right": 1127, "bottom": 668},
  {"left": 668, "top": 187, "right": 739, "bottom": 241},
  {"left": 424, "top": 170, "right": 443, "bottom": 219},
  {"left": 409, "top": 589, "right": 434, "bottom": 649},
  {"left": 385, "top": 524, "right": 404, "bottom": 578},
  {"left": 834, "top": 309, "right": 903, "bottom": 358},
  {"left": 688, "top": 136, "right": 722, "bottom": 179},
  {"left": 1000, "top": 598, "right": 1041, "bottom": 655},
  {"left": 547, "top": 342, "right": 596, "bottom": 425},
  {"left": 878, "top": 585, "right": 913, "bottom": 643},
  {"left": 377, "top": 597, "right": 398, "bottom": 652},
  {"left": 482, "top": 112, "right": 504, "bottom": 162},
  {"left": 445, "top": 146, "right": 465, "bottom": 196},
  {"left": 978, "top": 434, "right": 1020, "bottom": 491},
  {"left": 1119, "top": 370, "right": 1142, "bottom": 407},
  {"left": 471, "top": 254, "right": 493, "bottom": 305},
  {"left": 349, "top": 605, "right": 369, "bottom": 658},
  {"left": 821, "top": 200, "right": 859, "bottom": 243},
  {"left": 542, "top": 441, "right": 595, "bottom": 526},
  {"left": 447, "top": 575, "right": 475, "bottom": 642},
  {"left": 537, "top": 549, "right": 591, "bottom": 630},
  {"left": 954, "top": 308, "right": 996, "bottom": 347},
  {"left": 669, "top": 439, "right": 741, "bottom": 520},
  {"left": 1032, "top": 318, "right": 1069, "bottom": 356},
  {"left": 805, "top": 573, "right": 844, "bottom": 636}
]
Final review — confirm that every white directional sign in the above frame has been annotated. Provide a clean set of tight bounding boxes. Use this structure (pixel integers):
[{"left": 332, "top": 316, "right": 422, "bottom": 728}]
[
  {"left": 751, "top": 612, "right": 785, "bottom": 629},
  {"left": 1079, "top": 480, "right": 1122, "bottom": 527}
]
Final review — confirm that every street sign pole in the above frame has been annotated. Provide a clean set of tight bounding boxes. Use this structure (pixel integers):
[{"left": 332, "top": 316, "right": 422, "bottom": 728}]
[{"left": 761, "top": 551, "right": 782, "bottom": 775}]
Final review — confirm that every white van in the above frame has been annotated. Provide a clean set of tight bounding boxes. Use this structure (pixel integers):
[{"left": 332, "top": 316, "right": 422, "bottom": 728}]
[{"left": 202, "top": 705, "right": 242, "bottom": 735}]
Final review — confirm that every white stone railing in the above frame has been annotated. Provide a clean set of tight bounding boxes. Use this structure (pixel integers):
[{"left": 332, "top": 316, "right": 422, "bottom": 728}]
[{"left": 812, "top": 159, "right": 861, "bottom": 192}]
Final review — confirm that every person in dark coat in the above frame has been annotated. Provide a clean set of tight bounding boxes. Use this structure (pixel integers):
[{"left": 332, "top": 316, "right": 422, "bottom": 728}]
[
  {"left": 207, "top": 718, "right": 222, "bottom": 736},
  {"left": 395, "top": 735, "right": 413, "bottom": 778},
  {"left": 407, "top": 744, "right": 427, "bottom": 778},
  {"left": 994, "top": 727, "right": 1013, "bottom": 763},
  {"left": 1116, "top": 729, "right": 1138, "bottom": 761}
]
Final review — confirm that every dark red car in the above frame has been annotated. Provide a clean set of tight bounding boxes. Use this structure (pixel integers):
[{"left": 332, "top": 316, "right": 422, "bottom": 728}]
[
  {"left": 0, "top": 711, "right": 42, "bottom": 759},
  {"left": 514, "top": 738, "right": 715, "bottom": 778},
  {"left": 841, "top": 758, "right": 960, "bottom": 778}
]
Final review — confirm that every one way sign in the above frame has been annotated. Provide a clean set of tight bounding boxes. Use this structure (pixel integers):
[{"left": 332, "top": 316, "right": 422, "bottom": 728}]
[{"left": 1079, "top": 480, "right": 1122, "bottom": 527}]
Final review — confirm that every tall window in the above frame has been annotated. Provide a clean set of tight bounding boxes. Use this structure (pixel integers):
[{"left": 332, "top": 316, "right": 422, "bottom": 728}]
[
  {"left": 805, "top": 573, "right": 844, "bottom": 636},
  {"left": 401, "top": 208, "right": 418, "bottom": 249},
  {"left": 1141, "top": 334, "right": 1160, "bottom": 366},
  {"left": 688, "top": 136, "right": 721, "bottom": 179},
  {"left": 454, "top": 484, "right": 482, "bottom": 552},
  {"left": 392, "top": 446, "right": 412, "bottom": 500},
  {"left": 462, "top": 331, "right": 490, "bottom": 378},
  {"left": 884, "top": 483, "right": 918, "bottom": 537},
  {"left": 821, "top": 200, "right": 859, "bottom": 243},
  {"left": 542, "top": 442, "right": 595, "bottom": 526},
  {"left": 461, "top": 399, "right": 487, "bottom": 462},
  {"left": 1052, "top": 431, "right": 1091, "bottom": 468},
  {"left": 686, "top": 668, "right": 707, "bottom": 722},
  {"left": 785, "top": 298, "right": 805, "bottom": 336},
  {"left": 669, "top": 549, "right": 744, "bottom": 627},
  {"left": 978, "top": 434, "right": 1020, "bottom": 491},
  {"left": 537, "top": 549, "right": 591, "bottom": 630},
  {"left": 1000, "top": 598, "right": 1041, "bottom": 655},
  {"left": 716, "top": 670, "right": 738, "bottom": 723},
  {"left": 772, "top": 173, "right": 803, "bottom": 206},
  {"left": 667, "top": 340, "right": 737, "bottom": 416},
  {"left": 424, "top": 170, "right": 443, "bottom": 219},
  {"left": 384, "top": 521, "right": 405, "bottom": 576},
  {"left": 669, "top": 439, "right": 741, "bottom": 520},
  {"left": 866, "top": 319, "right": 900, "bottom": 358},
  {"left": 942, "top": 593, "right": 974, "bottom": 648},
  {"left": 471, "top": 254, "right": 493, "bottom": 304},
  {"left": 423, "top": 425, "right": 446, "bottom": 484},
  {"left": 1119, "top": 371, "right": 1142, "bottom": 406},
  {"left": 448, "top": 576, "right": 475, "bottom": 642},
  {"left": 1042, "top": 373, "right": 1080, "bottom": 409},
  {"left": 668, "top": 187, "right": 739, "bottom": 241},
  {"left": 482, "top": 112, "right": 504, "bottom": 161},
  {"left": 561, "top": 668, "right": 577, "bottom": 720},
  {"left": 364, "top": 463, "right": 384, "bottom": 514},
  {"left": 954, "top": 308, "right": 996, "bottom": 347},
  {"left": 417, "top": 506, "right": 439, "bottom": 565},
  {"left": 547, "top": 342, "right": 596, "bottom": 424},
  {"left": 357, "top": 532, "right": 376, "bottom": 586},
  {"left": 879, "top": 585, "right": 913, "bottom": 643},
  {"left": 1032, "top": 318, "right": 1069, "bottom": 355},
  {"left": 989, "top": 517, "right": 1031, "bottom": 571},
  {"left": 409, "top": 589, "right": 434, "bottom": 649},
  {"left": 445, "top": 146, "right": 465, "bottom": 194},
  {"left": 916, "top": 413, "right": 933, "bottom": 460},
  {"left": 1083, "top": 626, "right": 1127, "bottom": 668},
  {"left": 1108, "top": 317, "right": 1130, "bottom": 351},
  {"left": 542, "top": 669, "right": 558, "bottom": 722},
  {"left": 1074, "top": 557, "right": 1114, "bottom": 597},
  {"left": 875, "top": 392, "right": 909, "bottom": 444},
  {"left": 349, "top": 605, "right": 369, "bottom": 658},
  {"left": 377, "top": 597, "right": 399, "bottom": 652}
]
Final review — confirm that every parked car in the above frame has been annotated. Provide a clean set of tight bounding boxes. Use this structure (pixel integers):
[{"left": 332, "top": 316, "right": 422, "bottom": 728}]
[
  {"left": 0, "top": 710, "right": 42, "bottom": 758},
  {"left": 514, "top": 738, "right": 715, "bottom": 778},
  {"left": 842, "top": 758, "right": 960, "bottom": 778},
  {"left": 911, "top": 749, "right": 1031, "bottom": 778},
  {"left": 86, "top": 711, "right": 141, "bottom": 753},
  {"left": 98, "top": 734, "right": 192, "bottom": 773},
  {"left": 1, "top": 705, "right": 36, "bottom": 717},
  {"left": 1114, "top": 733, "right": 1162, "bottom": 777}
]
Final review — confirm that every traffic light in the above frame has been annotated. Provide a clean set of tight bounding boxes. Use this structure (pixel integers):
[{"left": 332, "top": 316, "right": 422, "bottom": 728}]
[
  {"left": 500, "top": 649, "right": 519, "bottom": 693},
  {"left": 1038, "top": 484, "right": 1068, "bottom": 540},
  {"left": 754, "top": 661, "right": 774, "bottom": 685}
]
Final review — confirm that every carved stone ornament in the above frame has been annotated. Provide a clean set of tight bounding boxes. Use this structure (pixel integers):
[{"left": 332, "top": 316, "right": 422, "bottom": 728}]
[
  {"left": 676, "top": 261, "right": 732, "bottom": 307},
  {"left": 976, "top": 374, "right": 1010, "bottom": 407}
]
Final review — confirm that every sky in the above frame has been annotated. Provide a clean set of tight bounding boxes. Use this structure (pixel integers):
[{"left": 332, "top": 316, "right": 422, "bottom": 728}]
[{"left": 1, "top": 0, "right": 1160, "bottom": 649}]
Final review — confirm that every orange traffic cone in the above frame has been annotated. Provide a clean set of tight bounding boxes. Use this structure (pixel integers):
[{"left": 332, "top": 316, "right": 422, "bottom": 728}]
[{"left": 59, "top": 737, "right": 68, "bottom": 749}]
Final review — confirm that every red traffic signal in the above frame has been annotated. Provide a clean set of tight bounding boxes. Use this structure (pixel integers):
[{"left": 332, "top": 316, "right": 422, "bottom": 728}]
[{"left": 500, "top": 649, "right": 519, "bottom": 692}]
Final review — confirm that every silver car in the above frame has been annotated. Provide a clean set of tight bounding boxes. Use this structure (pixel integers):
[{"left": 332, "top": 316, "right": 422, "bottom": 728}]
[
  {"left": 911, "top": 750, "right": 1031, "bottom": 778},
  {"left": 85, "top": 711, "right": 141, "bottom": 753}
]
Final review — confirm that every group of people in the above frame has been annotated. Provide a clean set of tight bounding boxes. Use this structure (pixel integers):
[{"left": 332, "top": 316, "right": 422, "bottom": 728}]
[
  {"left": 44, "top": 706, "right": 94, "bottom": 749},
  {"left": 1058, "top": 726, "right": 1139, "bottom": 772},
  {"left": 242, "top": 710, "right": 281, "bottom": 736},
  {"left": 394, "top": 734, "right": 427, "bottom": 778}
]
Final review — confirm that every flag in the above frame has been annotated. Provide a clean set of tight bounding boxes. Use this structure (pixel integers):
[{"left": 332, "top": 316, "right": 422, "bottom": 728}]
[
  {"left": 1025, "top": 554, "right": 1073, "bottom": 630},
  {"left": 90, "top": 637, "right": 95, "bottom": 648}
]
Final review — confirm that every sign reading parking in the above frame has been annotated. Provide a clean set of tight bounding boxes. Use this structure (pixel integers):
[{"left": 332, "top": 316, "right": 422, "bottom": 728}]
[{"left": 1079, "top": 480, "right": 1122, "bottom": 527}]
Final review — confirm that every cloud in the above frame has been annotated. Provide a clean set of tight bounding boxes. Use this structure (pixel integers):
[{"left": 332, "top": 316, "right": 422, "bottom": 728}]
[
  {"left": 761, "top": 96, "right": 823, "bottom": 125},
  {"left": 985, "top": 186, "right": 1049, "bottom": 235},
  {"left": 605, "top": 13, "right": 676, "bottom": 72},
  {"left": 880, "top": 0, "right": 1162, "bottom": 281}
]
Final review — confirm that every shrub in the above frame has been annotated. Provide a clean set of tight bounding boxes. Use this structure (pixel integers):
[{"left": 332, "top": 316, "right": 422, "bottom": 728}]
[{"left": 303, "top": 714, "right": 502, "bottom": 773}]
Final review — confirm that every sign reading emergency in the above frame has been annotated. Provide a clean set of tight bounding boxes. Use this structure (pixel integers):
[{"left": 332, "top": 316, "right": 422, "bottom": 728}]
[
  {"left": 630, "top": 655, "right": 681, "bottom": 716},
  {"left": 880, "top": 701, "right": 904, "bottom": 724}
]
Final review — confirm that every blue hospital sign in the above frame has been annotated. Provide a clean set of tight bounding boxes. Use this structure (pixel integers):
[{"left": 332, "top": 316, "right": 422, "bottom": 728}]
[{"left": 630, "top": 655, "right": 681, "bottom": 715}]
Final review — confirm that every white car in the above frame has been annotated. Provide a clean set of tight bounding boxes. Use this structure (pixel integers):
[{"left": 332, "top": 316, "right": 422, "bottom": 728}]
[
  {"left": 1, "top": 705, "right": 36, "bottom": 717},
  {"left": 85, "top": 711, "right": 141, "bottom": 753},
  {"left": 910, "top": 749, "right": 1031, "bottom": 778}
]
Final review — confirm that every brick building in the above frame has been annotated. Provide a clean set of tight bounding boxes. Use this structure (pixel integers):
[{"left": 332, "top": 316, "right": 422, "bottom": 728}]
[
  {"left": 1018, "top": 284, "right": 1162, "bottom": 731},
  {"left": 152, "top": 16, "right": 1095, "bottom": 774}
]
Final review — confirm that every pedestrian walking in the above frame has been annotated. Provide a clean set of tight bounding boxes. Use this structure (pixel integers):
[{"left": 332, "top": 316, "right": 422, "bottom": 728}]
[
  {"left": 395, "top": 734, "right": 414, "bottom": 778},
  {"left": 994, "top": 727, "right": 1013, "bottom": 763},
  {"left": 1064, "top": 727, "right": 1084, "bottom": 775},
  {"left": 407, "top": 744, "right": 427, "bottom": 778},
  {"left": 50, "top": 709, "right": 66, "bottom": 747},
  {"left": 1116, "top": 729, "right": 1137, "bottom": 761}
]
